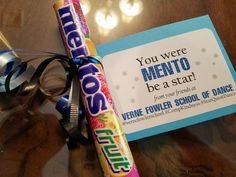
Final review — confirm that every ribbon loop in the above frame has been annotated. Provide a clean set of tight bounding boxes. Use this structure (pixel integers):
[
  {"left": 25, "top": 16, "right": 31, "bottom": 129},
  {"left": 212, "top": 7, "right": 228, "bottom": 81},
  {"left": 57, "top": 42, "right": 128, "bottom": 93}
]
[{"left": 1, "top": 49, "right": 103, "bottom": 147}]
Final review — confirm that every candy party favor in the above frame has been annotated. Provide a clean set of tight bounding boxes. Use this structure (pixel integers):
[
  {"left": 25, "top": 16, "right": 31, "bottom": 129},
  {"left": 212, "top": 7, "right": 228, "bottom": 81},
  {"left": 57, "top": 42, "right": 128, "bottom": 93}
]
[{"left": 53, "top": 1, "right": 140, "bottom": 176}]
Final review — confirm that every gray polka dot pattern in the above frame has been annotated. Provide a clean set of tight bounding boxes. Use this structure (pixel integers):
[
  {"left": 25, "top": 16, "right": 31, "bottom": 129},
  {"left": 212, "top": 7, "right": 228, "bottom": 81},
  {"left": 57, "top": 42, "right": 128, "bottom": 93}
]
[
  {"left": 213, "top": 53, "right": 219, "bottom": 58},
  {"left": 134, "top": 77, "right": 139, "bottom": 81},
  {"left": 115, "top": 85, "right": 120, "bottom": 90},
  {"left": 131, "top": 98, "right": 135, "bottom": 103},
  {"left": 122, "top": 71, "right": 127, "bottom": 76},
  {"left": 212, "top": 74, "right": 218, "bottom": 79},
  {"left": 195, "top": 61, "right": 201, "bottom": 66}
]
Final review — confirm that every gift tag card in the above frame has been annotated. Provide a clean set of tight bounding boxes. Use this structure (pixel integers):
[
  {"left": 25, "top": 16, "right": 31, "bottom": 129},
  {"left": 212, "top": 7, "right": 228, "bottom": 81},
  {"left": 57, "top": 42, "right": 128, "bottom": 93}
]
[{"left": 97, "top": 15, "right": 236, "bottom": 141}]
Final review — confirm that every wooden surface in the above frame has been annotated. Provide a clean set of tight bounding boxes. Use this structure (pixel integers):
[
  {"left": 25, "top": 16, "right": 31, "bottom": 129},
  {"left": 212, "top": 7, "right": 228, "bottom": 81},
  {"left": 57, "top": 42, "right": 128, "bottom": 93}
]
[{"left": 0, "top": 0, "right": 236, "bottom": 177}]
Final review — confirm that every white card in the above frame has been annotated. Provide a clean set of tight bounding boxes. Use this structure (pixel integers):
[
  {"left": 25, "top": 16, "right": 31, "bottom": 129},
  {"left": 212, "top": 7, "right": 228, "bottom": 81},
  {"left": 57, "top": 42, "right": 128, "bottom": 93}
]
[{"left": 97, "top": 16, "right": 236, "bottom": 141}]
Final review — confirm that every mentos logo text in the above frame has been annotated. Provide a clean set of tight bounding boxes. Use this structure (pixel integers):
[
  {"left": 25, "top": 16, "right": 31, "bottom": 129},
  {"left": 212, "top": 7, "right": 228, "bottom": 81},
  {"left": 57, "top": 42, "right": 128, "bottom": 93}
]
[
  {"left": 58, "top": 4, "right": 87, "bottom": 57},
  {"left": 79, "top": 64, "right": 108, "bottom": 116},
  {"left": 95, "top": 129, "right": 131, "bottom": 173}
]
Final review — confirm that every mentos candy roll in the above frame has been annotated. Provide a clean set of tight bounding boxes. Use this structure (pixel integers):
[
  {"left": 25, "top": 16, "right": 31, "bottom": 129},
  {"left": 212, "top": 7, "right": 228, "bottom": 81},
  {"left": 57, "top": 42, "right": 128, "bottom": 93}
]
[
  {"left": 54, "top": 0, "right": 96, "bottom": 144},
  {"left": 78, "top": 57, "right": 140, "bottom": 177},
  {"left": 53, "top": 0, "right": 96, "bottom": 57}
]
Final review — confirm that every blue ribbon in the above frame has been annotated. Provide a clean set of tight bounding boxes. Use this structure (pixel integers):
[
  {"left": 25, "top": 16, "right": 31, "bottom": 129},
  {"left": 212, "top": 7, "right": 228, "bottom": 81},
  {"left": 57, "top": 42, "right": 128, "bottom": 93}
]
[{"left": 0, "top": 49, "right": 102, "bottom": 147}]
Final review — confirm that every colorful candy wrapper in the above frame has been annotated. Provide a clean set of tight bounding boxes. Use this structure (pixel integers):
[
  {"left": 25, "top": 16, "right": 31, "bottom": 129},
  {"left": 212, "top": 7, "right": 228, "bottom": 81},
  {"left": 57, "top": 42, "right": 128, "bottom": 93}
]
[
  {"left": 53, "top": 0, "right": 140, "bottom": 176},
  {"left": 78, "top": 57, "right": 140, "bottom": 177},
  {"left": 53, "top": 0, "right": 96, "bottom": 143},
  {"left": 53, "top": 0, "right": 97, "bottom": 57}
]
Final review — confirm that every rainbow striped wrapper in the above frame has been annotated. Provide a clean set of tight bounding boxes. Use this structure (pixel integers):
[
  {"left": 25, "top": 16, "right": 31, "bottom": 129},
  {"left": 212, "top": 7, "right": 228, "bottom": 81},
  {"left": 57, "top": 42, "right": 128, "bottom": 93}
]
[
  {"left": 53, "top": 0, "right": 97, "bottom": 57},
  {"left": 53, "top": 1, "right": 140, "bottom": 176},
  {"left": 78, "top": 58, "right": 140, "bottom": 177}
]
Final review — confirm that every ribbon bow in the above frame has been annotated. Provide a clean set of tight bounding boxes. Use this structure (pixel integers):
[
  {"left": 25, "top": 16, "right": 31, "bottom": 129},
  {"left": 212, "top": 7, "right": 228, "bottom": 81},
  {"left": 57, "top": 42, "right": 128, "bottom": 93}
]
[{"left": 0, "top": 49, "right": 102, "bottom": 148}]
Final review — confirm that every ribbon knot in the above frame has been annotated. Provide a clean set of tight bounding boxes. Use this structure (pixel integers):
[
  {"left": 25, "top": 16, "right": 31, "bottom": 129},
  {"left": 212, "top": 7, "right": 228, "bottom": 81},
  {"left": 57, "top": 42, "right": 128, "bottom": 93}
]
[{"left": 0, "top": 49, "right": 101, "bottom": 148}]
